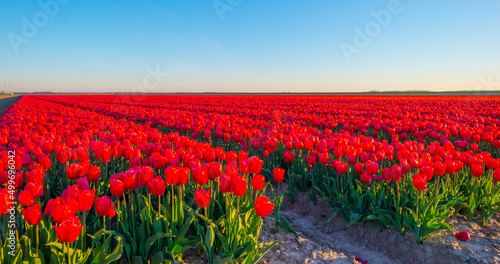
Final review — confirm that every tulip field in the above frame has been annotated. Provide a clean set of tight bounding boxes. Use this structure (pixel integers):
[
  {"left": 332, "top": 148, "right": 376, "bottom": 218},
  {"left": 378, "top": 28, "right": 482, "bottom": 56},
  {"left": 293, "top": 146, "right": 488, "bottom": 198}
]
[{"left": 1, "top": 95, "right": 500, "bottom": 263}]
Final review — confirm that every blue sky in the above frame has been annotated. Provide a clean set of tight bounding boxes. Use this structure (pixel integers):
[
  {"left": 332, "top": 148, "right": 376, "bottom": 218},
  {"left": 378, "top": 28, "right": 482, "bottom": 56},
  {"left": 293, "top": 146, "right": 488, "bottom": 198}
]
[{"left": 1, "top": 0, "right": 499, "bottom": 93}]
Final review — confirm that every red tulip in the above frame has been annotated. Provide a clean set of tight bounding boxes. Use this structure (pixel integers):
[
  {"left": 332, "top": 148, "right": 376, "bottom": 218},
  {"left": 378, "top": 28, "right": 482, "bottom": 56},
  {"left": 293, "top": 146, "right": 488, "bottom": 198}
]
[
  {"left": 76, "top": 147, "right": 90, "bottom": 162},
  {"left": 77, "top": 177, "right": 89, "bottom": 190},
  {"left": 165, "top": 166, "right": 179, "bottom": 184},
  {"left": 122, "top": 169, "right": 140, "bottom": 190},
  {"left": 176, "top": 167, "right": 189, "bottom": 185},
  {"left": 22, "top": 203, "right": 42, "bottom": 225},
  {"left": 57, "top": 149, "right": 70, "bottom": 164},
  {"left": 139, "top": 166, "right": 154, "bottom": 185},
  {"left": 273, "top": 168, "right": 285, "bottom": 183},
  {"left": 225, "top": 164, "right": 238, "bottom": 177},
  {"left": 207, "top": 162, "right": 222, "bottom": 180},
  {"left": 419, "top": 165, "right": 434, "bottom": 181},
  {"left": 54, "top": 215, "right": 82, "bottom": 243},
  {"left": 110, "top": 178, "right": 125, "bottom": 197},
  {"left": 226, "top": 151, "right": 237, "bottom": 164},
  {"left": 412, "top": 174, "right": 427, "bottom": 191},
  {"left": 252, "top": 174, "right": 265, "bottom": 191},
  {"left": 445, "top": 160, "right": 457, "bottom": 174},
  {"left": 51, "top": 197, "right": 78, "bottom": 224},
  {"left": 25, "top": 168, "right": 44, "bottom": 183},
  {"left": 471, "top": 164, "right": 483, "bottom": 177},
  {"left": 87, "top": 166, "right": 101, "bottom": 182},
  {"left": 335, "top": 161, "right": 348, "bottom": 175},
  {"left": 486, "top": 158, "right": 499, "bottom": 170},
  {"left": 254, "top": 196, "right": 274, "bottom": 217},
  {"left": 237, "top": 151, "right": 248, "bottom": 162},
  {"left": 194, "top": 189, "right": 210, "bottom": 208},
  {"left": 0, "top": 189, "right": 14, "bottom": 215},
  {"left": 248, "top": 157, "right": 264, "bottom": 174},
  {"left": 78, "top": 189, "right": 95, "bottom": 212},
  {"left": 434, "top": 162, "right": 446, "bottom": 176},
  {"left": 366, "top": 161, "right": 379, "bottom": 175},
  {"left": 238, "top": 159, "right": 250, "bottom": 174},
  {"left": 94, "top": 196, "right": 116, "bottom": 217},
  {"left": 25, "top": 182, "right": 43, "bottom": 198},
  {"left": 360, "top": 172, "right": 372, "bottom": 184},
  {"left": 389, "top": 165, "right": 403, "bottom": 182},
  {"left": 192, "top": 166, "right": 208, "bottom": 186},
  {"left": 148, "top": 176, "right": 166, "bottom": 196},
  {"left": 455, "top": 231, "right": 470, "bottom": 242},
  {"left": 66, "top": 163, "right": 81, "bottom": 180},
  {"left": 283, "top": 151, "right": 295, "bottom": 163},
  {"left": 232, "top": 176, "right": 247, "bottom": 197},
  {"left": 319, "top": 153, "right": 330, "bottom": 165},
  {"left": 494, "top": 168, "right": 500, "bottom": 182},
  {"left": 219, "top": 174, "right": 232, "bottom": 193},
  {"left": 354, "top": 162, "right": 365, "bottom": 174},
  {"left": 18, "top": 190, "right": 35, "bottom": 207}
]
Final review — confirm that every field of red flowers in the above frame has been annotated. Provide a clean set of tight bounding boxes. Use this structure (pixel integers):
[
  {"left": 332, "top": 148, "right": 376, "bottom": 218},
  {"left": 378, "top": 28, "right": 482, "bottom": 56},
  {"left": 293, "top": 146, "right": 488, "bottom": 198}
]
[{"left": 1, "top": 95, "right": 500, "bottom": 263}]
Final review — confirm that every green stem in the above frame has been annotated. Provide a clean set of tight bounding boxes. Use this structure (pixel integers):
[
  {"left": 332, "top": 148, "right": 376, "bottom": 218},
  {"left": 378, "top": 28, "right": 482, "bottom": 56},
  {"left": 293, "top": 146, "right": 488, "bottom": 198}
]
[
  {"left": 158, "top": 195, "right": 161, "bottom": 218},
  {"left": 67, "top": 242, "right": 71, "bottom": 264}
]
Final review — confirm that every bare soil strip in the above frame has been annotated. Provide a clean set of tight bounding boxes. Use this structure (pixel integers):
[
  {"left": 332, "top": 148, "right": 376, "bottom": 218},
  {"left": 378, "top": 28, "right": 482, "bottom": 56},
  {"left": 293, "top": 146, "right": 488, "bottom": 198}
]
[{"left": 0, "top": 95, "right": 21, "bottom": 117}]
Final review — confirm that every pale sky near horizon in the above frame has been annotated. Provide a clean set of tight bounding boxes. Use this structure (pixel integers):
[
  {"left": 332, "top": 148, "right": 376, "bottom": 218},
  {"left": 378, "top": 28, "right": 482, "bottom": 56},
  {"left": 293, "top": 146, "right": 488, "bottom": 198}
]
[{"left": 1, "top": 0, "right": 499, "bottom": 93}]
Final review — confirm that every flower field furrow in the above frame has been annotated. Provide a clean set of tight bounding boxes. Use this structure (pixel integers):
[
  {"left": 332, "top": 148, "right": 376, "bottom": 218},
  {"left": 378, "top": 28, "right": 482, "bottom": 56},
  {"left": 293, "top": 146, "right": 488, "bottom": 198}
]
[{"left": 1, "top": 95, "right": 500, "bottom": 263}]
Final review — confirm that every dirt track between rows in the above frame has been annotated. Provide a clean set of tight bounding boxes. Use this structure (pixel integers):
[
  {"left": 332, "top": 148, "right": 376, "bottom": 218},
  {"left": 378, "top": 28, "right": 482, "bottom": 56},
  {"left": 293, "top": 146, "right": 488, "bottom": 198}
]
[{"left": 0, "top": 95, "right": 21, "bottom": 117}]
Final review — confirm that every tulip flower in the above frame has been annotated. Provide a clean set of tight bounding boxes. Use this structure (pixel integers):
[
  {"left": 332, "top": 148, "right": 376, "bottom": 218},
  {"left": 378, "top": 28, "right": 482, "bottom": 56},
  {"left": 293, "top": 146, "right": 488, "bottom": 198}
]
[
  {"left": 94, "top": 196, "right": 116, "bottom": 218},
  {"left": 148, "top": 176, "right": 166, "bottom": 196},
  {"left": 273, "top": 168, "right": 285, "bottom": 183},
  {"left": 248, "top": 157, "right": 263, "bottom": 174},
  {"left": 87, "top": 166, "right": 101, "bottom": 182},
  {"left": 138, "top": 166, "right": 154, "bottom": 185},
  {"left": 366, "top": 161, "right": 379, "bottom": 175},
  {"left": 494, "top": 168, "right": 500, "bottom": 182},
  {"left": 238, "top": 158, "right": 250, "bottom": 174},
  {"left": 18, "top": 190, "right": 35, "bottom": 207},
  {"left": 283, "top": 151, "right": 295, "bottom": 163},
  {"left": 412, "top": 174, "right": 427, "bottom": 191},
  {"left": 335, "top": 161, "right": 348, "bottom": 175},
  {"left": 306, "top": 155, "right": 316, "bottom": 166},
  {"left": 219, "top": 174, "right": 232, "bottom": 193},
  {"left": 194, "top": 189, "right": 210, "bottom": 209},
  {"left": 354, "top": 162, "right": 365, "bottom": 174},
  {"left": 192, "top": 166, "right": 208, "bottom": 186},
  {"left": 207, "top": 162, "right": 223, "bottom": 180},
  {"left": 232, "top": 176, "right": 247, "bottom": 197},
  {"left": 254, "top": 196, "right": 274, "bottom": 217},
  {"left": 54, "top": 215, "right": 82, "bottom": 243},
  {"left": 470, "top": 164, "right": 483, "bottom": 177},
  {"left": 252, "top": 174, "right": 265, "bottom": 191},
  {"left": 26, "top": 182, "right": 43, "bottom": 198},
  {"left": 77, "top": 177, "right": 89, "bottom": 190},
  {"left": 110, "top": 178, "right": 125, "bottom": 197},
  {"left": 51, "top": 197, "right": 79, "bottom": 224},
  {"left": 123, "top": 169, "right": 141, "bottom": 190},
  {"left": 22, "top": 203, "right": 42, "bottom": 225},
  {"left": 78, "top": 189, "right": 95, "bottom": 212},
  {"left": 165, "top": 166, "right": 179, "bottom": 185},
  {"left": 360, "top": 172, "right": 372, "bottom": 184},
  {"left": 455, "top": 231, "right": 470, "bottom": 242}
]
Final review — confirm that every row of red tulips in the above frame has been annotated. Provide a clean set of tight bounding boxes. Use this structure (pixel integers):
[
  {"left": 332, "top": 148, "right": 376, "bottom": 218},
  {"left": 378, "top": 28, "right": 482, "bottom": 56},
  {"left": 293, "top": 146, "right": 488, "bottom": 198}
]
[{"left": 1, "top": 95, "right": 500, "bottom": 264}]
